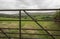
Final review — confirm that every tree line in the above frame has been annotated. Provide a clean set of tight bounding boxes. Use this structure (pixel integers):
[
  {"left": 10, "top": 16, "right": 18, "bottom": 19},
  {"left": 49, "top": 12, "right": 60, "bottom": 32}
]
[{"left": 0, "top": 13, "right": 19, "bottom": 18}]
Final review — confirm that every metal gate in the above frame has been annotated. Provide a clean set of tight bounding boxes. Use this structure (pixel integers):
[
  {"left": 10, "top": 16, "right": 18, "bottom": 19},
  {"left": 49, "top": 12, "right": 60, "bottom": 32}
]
[{"left": 0, "top": 9, "right": 60, "bottom": 39}]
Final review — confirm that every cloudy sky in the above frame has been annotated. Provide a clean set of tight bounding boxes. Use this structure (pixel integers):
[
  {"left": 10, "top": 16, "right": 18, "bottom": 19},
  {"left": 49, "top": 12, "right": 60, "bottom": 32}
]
[
  {"left": 0, "top": 0, "right": 60, "bottom": 14},
  {"left": 0, "top": 0, "right": 60, "bottom": 9}
]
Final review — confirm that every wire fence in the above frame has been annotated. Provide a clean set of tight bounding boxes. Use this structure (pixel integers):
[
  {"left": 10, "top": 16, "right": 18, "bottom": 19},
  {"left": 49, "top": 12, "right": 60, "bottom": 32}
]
[{"left": 0, "top": 9, "right": 60, "bottom": 39}]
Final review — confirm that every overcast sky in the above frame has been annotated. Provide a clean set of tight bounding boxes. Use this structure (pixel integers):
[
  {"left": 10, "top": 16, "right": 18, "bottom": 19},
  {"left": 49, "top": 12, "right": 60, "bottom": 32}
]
[
  {"left": 0, "top": 0, "right": 60, "bottom": 14},
  {"left": 0, "top": 0, "right": 60, "bottom": 9}
]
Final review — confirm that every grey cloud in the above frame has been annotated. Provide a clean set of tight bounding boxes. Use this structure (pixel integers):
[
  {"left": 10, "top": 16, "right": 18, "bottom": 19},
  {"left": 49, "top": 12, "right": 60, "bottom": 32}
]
[{"left": 0, "top": 0, "right": 60, "bottom": 9}]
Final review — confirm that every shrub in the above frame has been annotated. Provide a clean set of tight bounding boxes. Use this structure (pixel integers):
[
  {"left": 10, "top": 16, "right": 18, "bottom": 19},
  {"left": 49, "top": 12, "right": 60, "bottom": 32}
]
[
  {"left": 54, "top": 10, "right": 60, "bottom": 22},
  {"left": 54, "top": 10, "right": 60, "bottom": 25}
]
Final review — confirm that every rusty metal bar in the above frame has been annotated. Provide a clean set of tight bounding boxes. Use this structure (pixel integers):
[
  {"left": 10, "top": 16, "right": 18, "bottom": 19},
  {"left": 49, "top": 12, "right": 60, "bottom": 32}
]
[
  {"left": 19, "top": 10, "right": 21, "bottom": 39},
  {"left": 21, "top": 28, "right": 60, "bottom": 31},
  {"left": 21, "top": 33, "right": 60, "bottom": 36},
  {"left": 0, "top": 29, "right": 10, "bottom": 39},
  {"left": 23, "top": 10, "right": 55, "bottom": 39},
  {"left": 0, "top": 9, "right": 60, "bottom": 11},
  {"left": 0, "top": 28, "right": 60, "bottom": 31}
]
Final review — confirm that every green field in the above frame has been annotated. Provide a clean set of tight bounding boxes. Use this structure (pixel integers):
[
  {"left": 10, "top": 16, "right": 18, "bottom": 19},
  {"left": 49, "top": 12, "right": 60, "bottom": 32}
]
[{"left": 0, "top": 15, "right": 60, "bottom": 39}]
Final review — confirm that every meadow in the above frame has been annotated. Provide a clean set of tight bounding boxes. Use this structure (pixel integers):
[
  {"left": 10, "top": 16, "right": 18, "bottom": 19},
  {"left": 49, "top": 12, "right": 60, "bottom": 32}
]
[{"left": 0, "top": 14, "right": 60, "bottom": 39}]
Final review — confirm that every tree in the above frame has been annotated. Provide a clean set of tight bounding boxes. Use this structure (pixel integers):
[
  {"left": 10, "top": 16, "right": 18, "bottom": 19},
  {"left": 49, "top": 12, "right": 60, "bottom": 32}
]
[{"left": 54, "top": 10, "right": 60, "bottom": 24}]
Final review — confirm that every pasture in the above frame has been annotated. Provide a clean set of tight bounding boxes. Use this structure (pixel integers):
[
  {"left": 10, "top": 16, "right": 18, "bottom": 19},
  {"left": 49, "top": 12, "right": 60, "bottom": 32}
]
[{"left": 0, "top": 14, "right": 60, "bottom": 39}]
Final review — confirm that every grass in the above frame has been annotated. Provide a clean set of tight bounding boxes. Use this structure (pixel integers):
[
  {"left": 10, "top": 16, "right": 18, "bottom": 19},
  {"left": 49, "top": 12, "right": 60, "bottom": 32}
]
[
  {"left": 0, "top": 21, "right": 19, "bottom": 28},
  {"left": 0, "top": 17, "right": 18, "bottom": 20},
  {"left": 21, "top": 21, "right": 60, "bottom": 39},
  {"left": 0, "top": 16, "right": 60, "bottom": 39},
  {"left": 0, "top": 21, "right": 19, "bottom": 39}
]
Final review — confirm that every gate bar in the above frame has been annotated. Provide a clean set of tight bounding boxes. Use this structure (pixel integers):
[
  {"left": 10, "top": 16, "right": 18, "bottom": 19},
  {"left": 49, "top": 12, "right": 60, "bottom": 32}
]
[
  {"left": 19, "top": 10, "right": 21, "bottom": 39},
  {"left": 23, "top": 10, "right": 55, "bottom": 39},
  {"left": 0, "top": 9, "right": 60, "bottom": 11},
  {"left": 0, "top": 29, "right": 10, "bottom": 39}
]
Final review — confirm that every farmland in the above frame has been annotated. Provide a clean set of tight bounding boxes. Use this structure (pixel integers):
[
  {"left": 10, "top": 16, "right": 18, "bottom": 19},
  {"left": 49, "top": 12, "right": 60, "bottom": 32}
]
[{"left": 0, "top": 13, "right": 60, "bottom": 39}]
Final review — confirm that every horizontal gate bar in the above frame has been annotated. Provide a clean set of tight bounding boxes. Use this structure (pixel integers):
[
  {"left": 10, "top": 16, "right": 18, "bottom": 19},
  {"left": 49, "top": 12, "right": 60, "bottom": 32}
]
[
  {"left": 21, "top": 33, "right": 60, "bottom": 36},
  {"left": 0, "top": 32, "right": 60, "bottom": 36},
  {"left": 0, "top": 20, "right": 55, "bottom": 21},
  {"left": 0, "top": 20, "right": 53, "bottom": 21},
  {"left": 0, "top": 28, "right": 18, "bottom": 29},
  {"left": 0, "top": 28, "right": 60, "bottom": 31},
  {"left": 0, "top": 37, "right": 19, "bottom": 38},
  {"left": 21, "top": 28, "right": 60, "bottom": 31},
  {"left": 0, "top": 9, "right": 60, "bottom": 11},
  {"left": 21, "top": 38, "right": 45, "bottom": 39}
]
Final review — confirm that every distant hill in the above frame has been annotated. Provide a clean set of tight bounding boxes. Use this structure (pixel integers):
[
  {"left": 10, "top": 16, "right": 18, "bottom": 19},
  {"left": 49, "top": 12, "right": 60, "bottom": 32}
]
[
  {"left": 21, "top": 12, "right": 55, "bottom": 16},
  {"left": 0, "top": 12, "right": 55, "bottom": 18},
  {"left": 0, "top": 13, "right": 19, "bottom": 18}
]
